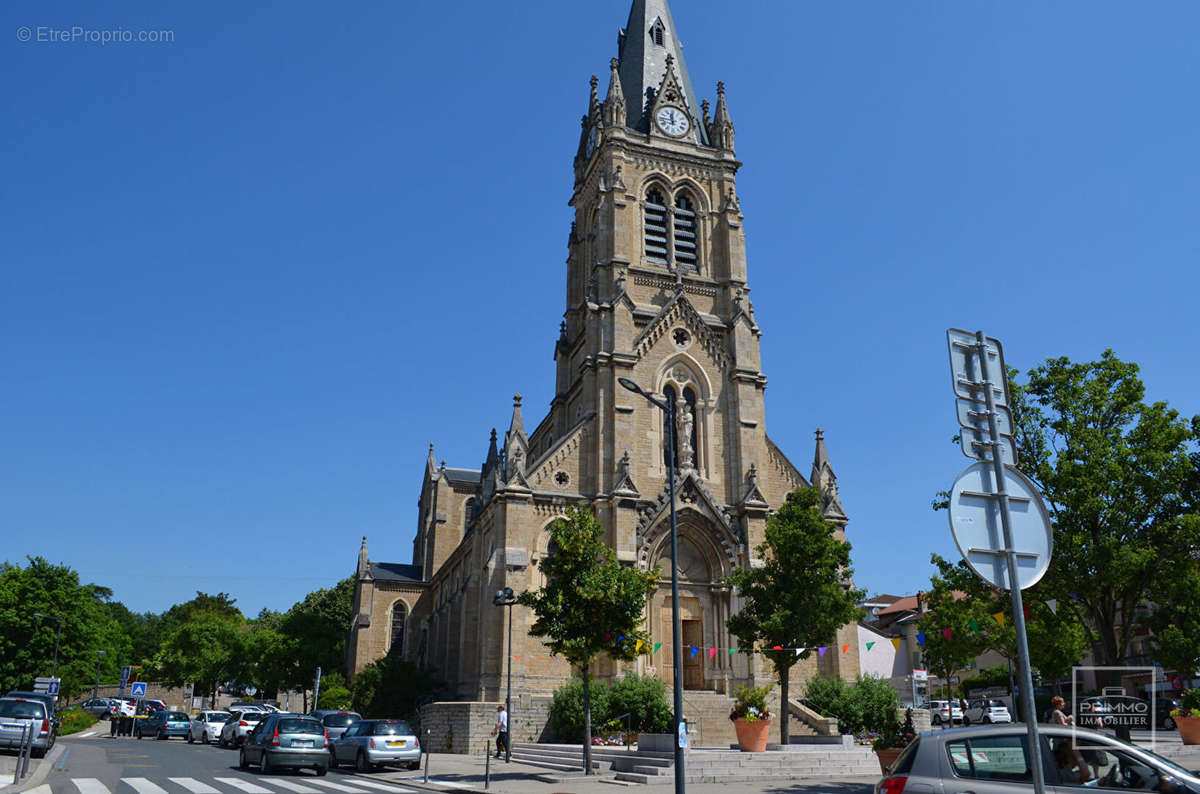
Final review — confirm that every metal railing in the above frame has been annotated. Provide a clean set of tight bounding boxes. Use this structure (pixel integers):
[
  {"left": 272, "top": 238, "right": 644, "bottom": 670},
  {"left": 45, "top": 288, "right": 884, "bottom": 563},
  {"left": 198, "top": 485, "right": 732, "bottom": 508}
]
[{"left": 11, "top": 723, "right": 35, "bottom": 784}]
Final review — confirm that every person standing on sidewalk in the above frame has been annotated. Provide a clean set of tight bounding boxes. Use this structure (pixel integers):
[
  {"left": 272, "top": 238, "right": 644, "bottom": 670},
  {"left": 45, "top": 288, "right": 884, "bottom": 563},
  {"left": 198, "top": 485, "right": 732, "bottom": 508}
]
[{"left": 492, "top": 705, "right": 509, "bottom": 760}]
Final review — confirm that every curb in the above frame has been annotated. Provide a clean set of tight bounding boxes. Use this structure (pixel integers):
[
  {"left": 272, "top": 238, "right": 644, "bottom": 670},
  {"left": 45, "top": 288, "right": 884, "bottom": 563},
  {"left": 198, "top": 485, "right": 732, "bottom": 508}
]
[{"left": 2, "top": 741, "right": 66, "bottom": 793}]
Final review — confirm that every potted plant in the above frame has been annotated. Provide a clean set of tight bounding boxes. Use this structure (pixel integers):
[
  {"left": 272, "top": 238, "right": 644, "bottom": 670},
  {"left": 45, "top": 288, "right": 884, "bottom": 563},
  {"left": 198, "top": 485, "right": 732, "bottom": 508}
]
[
  {"left": 873, "top": 709, "right": 918, "bottom": 773},
  {"left": 1171, "top": 689, "right": 1200, "bottom": 745},
  {"left": 729, "top": 684, "right": 773, "bottom": 752}
]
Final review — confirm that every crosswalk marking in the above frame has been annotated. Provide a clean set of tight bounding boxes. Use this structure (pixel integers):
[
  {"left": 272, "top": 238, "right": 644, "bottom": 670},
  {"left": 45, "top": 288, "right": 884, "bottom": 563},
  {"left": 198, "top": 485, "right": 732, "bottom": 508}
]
[
  {"left": 80, "top": 731, "right": 98, "bottom": 737},
  {"left": 123, "top": 778, "right": 170, "bottom": 794},
  {"left": 75, "top": 779, "right": 113, "bottom": 794},
  {"left": 214, "top": 778, "right": 274, "bottom": 794},
  {"left": 262, "top": 779, "right": 322, "bottom": 794},
  {"left": 305, "top": 781, "right": 372, "bottom": 793},
  {"left": 169, "top": 778, "right": 222, "bottom": 793},
  {"left": 339, "top": 780, "right": 418, "bottom": 793},
  {"left": 406, "top": 780, "right": 474, "bottom": 790}
]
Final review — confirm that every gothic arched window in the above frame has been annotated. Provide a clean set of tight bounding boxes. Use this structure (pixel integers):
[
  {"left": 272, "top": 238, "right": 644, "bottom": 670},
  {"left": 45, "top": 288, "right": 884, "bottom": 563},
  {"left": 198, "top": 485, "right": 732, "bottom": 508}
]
[
  {"left": 390, "top": 601, "right": 408, "bottom": 657},
  {"left": 673, "top": 193, "right": 698, "bottom": 271},
  {"left": 644, "top": 188, "right": 668, "bottom": 265},
  {"left": 662, "top": 384, "right": 678, "bottom": 467}
]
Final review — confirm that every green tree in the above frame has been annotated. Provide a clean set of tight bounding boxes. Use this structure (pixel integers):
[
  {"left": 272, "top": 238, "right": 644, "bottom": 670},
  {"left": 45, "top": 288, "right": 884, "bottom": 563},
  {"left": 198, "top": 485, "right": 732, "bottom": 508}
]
[
  {"left": 279, "top": 577, "right": 355, "bottom": 689},
  {"left": 726, "top": 487, "right": 865, "bottom": 745},
  {"left": 1006, "top": 353, "right": 1200, "bottom": 679},
  {"left": 517, "top": 507, "right": 658, "bottom": 774},
  {"left": 350, "top": 654, "right": 442, "bottom": 720},
  {"left": 0, "top": 557, "right": 131, "bottom": 698},
  {"left": 147, "top": 593, "right": 246, "bottom": 704},
  {"left": 105, "top": 602, "right": 165, "bottom": 667}
]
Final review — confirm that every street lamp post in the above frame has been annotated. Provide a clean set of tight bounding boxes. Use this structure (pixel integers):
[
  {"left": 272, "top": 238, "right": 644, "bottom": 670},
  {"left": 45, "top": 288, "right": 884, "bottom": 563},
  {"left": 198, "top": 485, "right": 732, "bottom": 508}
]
[
  {"left": 493, "top": 587, "right": 516, "bottom": 763},
  {"left": 93, "top": 650, "right": 106, "bottom": 699},
  {"left": 618, "top": 377, "right": 685, "bottom": 794},
  {"left": 32, "top": 613, "right": 64, "bottom": 680}
]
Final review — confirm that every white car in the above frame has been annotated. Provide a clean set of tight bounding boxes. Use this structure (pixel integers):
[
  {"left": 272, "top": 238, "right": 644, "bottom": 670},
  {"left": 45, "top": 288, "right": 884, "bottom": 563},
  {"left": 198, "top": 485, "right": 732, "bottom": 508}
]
[
  {"left": 188, "top": 711, "right": 231, "bottom": 744},
  {"left": 963, "top": 698, "right": 1012, "bottom": 724},
  {"left": 218, "top": 709, "right": 267, "bottom": 747},
  {"left": 929, "top": 699, "right": 964, "bottom": 725}
]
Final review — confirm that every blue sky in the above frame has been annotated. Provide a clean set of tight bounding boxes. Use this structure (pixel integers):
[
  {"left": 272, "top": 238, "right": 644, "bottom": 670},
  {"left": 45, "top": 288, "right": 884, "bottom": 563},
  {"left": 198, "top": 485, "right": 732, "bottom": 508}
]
[{"left": 3, "top": 1, "right": 1198, "bottom": 618}]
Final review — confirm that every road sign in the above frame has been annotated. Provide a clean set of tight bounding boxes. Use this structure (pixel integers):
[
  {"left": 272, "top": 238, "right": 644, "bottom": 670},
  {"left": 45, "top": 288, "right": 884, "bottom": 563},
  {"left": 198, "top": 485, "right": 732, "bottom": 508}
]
[
  {"left": 948, "top": 328, "right": 1008, "bottom": 407},
  {"left": 948, "top": 461, "right": 1053, "bottom": 590},
  {"left": 956, "top": 398, "right": 1013, "bottom": 436},
  {"left": 130, "top": 682, "right": 147, "bottom": 698},
  {"left": 913, "top": 669, "right": 928, "bottom": 682},
  {"left": 120, "top": 665, "right": 131, "bottom": 683},
  {"left": 960, "top": 427, "right": 1017, "bottom": 465},
  {"left": 34, "top": 677, "right": 60, "bottom": 695}
]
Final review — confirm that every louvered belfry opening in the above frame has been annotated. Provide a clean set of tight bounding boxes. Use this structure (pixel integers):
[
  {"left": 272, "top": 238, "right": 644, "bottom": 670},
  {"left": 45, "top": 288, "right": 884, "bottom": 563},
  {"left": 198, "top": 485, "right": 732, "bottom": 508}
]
[
  {"left": 673, "top": 193, "right": 698, "bottom": 270},
  {"left": 644, "top": 188, "right": 669, "bottom": 265}
]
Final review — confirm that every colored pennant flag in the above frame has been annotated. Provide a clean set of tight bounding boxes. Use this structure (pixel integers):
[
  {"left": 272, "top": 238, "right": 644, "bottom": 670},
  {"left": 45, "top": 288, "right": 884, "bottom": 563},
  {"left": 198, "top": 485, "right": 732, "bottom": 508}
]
[
  {"left": 617, "top": 635, "right": 625, "bottom": 643},
  {"left": 709, "top": 647, "right": 717, "bottom": 660},
  {"left": 795, "top": 648, "right": 803, "bottom": 657},
  {"left": 841, "top": 644, "right": 850, "bottom": 654},
  {"left": 941, "top": 627, "right": 952, "bottom": 643},
  {"left": 1022, "top": 604, "right": 1030, "bottom": 620},
  {"left": 992, "top": 612, "right": 1006, "bottom": 627},
  {"left": 604, "top": 633, "right": 611, "bottom": 641},
  {"left": 818, "top": 646, "right": 827, "bottom": 658},
  {"left": 773, "top": 645, "right": 783, "bottom": 651},
  {"left": 1068, "top": 592, "right": 1079, "bottom": 602},
  {"left": 729, "top": 648, "right": 737, "bottom": 655},
  {"left": 653, "top": 642, "right": 662, "bottom": 654},
  {"left": 866, "top": 641, "right": 875, "bottom": 651},
  {"left": 968, "top": 619, "right": 980, "bottom": 637},
  {"left": 916, "top": 632, "right": 926, "bottom": 649},
  {"left": 689, "top": 646, "right": 699, "bottom": 659},
  {"left": 891, "top": 638, "right": 901, "bottom": 652},
  {"left": 635, "top": 640, "right": 643, "bottom": 652},
  {"left": 1046, "top": 599, "right": 1058, "bottom": 615}
]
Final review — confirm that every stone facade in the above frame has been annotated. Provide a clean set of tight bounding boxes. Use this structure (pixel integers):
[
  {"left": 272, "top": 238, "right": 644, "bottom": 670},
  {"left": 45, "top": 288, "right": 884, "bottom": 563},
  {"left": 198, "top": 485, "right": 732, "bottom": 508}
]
[{"left": 346, "top": 0, "right": 861, "bottom": 741}]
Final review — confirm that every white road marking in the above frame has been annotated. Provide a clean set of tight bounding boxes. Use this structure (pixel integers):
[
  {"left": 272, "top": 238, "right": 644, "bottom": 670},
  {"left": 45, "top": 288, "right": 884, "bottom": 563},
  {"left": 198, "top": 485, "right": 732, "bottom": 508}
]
[
  {"left": 214, "top": 778, "right": 274, "bottom": 794},
  {"left": 79, "top": 731, "right": 98, "bottom": 737},
  {"left": 406, "top": 780, "right": 474, "bottom": 791},
  {"left": 261, "top": 779, "right": 322, "bottom": 794},
  {"left": 74, "top": 779, "right": 113, "bottom": 794},
  {"left": 304, "top": 782, "right": 371, "bottom": 793},
  {"left": 341, "top": 781, "right": 417, "bottom": 793},
  {"left": 169, "top": 778, "right": 222, "bottom": 793},
  {"left": 25, "top": 785, "right": 53, "bottom": 794},
  {"left": 123, "top": 778, "right": 170, "bottom": 794}
]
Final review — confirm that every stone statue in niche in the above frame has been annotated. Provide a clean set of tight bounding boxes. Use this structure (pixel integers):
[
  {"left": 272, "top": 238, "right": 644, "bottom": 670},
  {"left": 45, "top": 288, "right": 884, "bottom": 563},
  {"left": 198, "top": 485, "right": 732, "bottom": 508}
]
[{"left": 676, "top": 398, "right": 695, "bottom": 469}]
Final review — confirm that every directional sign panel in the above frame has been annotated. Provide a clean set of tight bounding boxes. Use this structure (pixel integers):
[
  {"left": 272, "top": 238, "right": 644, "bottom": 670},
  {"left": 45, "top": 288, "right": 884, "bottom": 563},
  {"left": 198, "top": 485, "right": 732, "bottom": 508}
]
[
  {"left": 948, "top": 328, "right": 1008, "bottom": 407},
  {"left": 956, "top": 398, "right": 1014, "bottom": 437},
  {"left": 121, "top": 665, "right": 132, "bottom": 684},
  {"left": 949, "top": 462, "right": 1052, "bottom": 590},
  {"left": 960, "top": 427, "right": 1018, "bottom": 465},
  {"left": 130, "top": 682, "right": 147, "bottom": 698}
]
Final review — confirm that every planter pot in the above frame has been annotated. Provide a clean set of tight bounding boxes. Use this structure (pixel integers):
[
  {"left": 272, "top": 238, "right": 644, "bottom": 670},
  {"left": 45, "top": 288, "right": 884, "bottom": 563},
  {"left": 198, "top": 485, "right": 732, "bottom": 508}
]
[
  {"left": 1177, "top": 715, "right": 1200, "bottom": 746},
  {"left": 733, "top": 718, "right": 771, "bottom": 752},
  {"left": 876, "top": 747, "right": 904, "bottom": 774}
]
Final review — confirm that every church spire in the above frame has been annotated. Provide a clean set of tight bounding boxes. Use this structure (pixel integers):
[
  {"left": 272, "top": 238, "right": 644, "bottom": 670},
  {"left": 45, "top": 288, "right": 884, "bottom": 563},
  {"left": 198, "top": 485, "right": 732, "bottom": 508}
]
[
  {"left": 357, "top": 535, "right": 371, "bottom": 578},
  {"left": 709, "top": 81, "right": 735, "bottom": 152},
  {"left": 602, "top": 57, "right": 626, "bottom": 128},
  {"left": 615, "top": 0, "right": 708, "bottom": 144},
  {"left": 811, "top": 429, "right": 847, "bottom": 522}
]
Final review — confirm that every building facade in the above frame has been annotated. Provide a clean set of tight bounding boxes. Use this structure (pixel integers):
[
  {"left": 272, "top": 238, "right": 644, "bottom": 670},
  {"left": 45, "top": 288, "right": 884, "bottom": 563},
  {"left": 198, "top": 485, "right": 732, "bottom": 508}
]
[{"left": 347, "top": 0, "right": 860, "bottom": 715}]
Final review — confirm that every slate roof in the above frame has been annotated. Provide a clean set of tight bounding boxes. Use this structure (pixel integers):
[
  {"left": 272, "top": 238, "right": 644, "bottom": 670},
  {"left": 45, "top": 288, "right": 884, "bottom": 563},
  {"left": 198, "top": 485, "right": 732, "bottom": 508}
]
[
  {"left": 617, "top": 0, "right": 709, "bottom": 144},
  {"left": 443, "top": 468, "right": 481, "bottom": 486},
  {"left": 370, "top": 562, "right": 423, "bottom": 583}
]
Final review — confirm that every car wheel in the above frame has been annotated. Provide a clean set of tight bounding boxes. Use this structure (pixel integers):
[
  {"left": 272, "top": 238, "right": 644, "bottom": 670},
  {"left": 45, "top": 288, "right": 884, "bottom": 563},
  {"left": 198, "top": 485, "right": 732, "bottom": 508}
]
[
  {"left": 356, "top": 751, "right": 372, "bottom": 772},
  {"left": 932, "top": 715, "right": 942, "bottom": 725},
  {"left": 201, "top": 732, "right": 209, "bottom": 744},
  {"left": 188, "top": 732, "right": 194, "bottom": 744},
  {"left": 407, "top": 761, "right": 421, "bottom": 771},
  {"left": 983, "top": 716, "right": 991, "bottom": 724},
  {"left": 157, "top": 731, "right": 165, "bottom": 740},
  {"left": 239, "top": 749, "right": 249, "bottom": 770},
  {"left": 328, "top": 750, "right": 339, "bottom": 770},
  {"left": 315, "top": 765, "right": 327, "bottom": 777},
  {"left": 260, "top": 753, "right": 272, "bottom": 775},
  {"left": 962, "top": 716, "right": 971, "bottom": 726}
]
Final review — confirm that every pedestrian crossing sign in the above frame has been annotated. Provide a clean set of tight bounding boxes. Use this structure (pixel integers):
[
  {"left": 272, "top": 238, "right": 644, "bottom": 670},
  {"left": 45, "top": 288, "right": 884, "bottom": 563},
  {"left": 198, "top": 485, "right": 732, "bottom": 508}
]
[{"left": 130, "top": 682, "right": 147, "bottom": 697}]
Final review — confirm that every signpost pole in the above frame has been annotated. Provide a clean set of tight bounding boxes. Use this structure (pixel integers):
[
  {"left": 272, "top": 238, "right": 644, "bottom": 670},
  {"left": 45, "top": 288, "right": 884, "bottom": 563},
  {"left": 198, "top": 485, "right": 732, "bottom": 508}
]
[{"left": 975, "top": 330, "right": 1046, "bottom": 794}]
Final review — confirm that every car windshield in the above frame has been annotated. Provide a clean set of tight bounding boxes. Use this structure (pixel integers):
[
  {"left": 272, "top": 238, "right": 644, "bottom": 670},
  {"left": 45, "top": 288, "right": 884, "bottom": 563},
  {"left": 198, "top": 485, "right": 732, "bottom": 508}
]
[
  {"left": 278, "top": 719, "right": 322, "bottom": 734},
  {"left": 1097, "top": 732, "right": 1196, "bottom": 778},
  {"left": 0, "top": 701, "right": 45, "bottom": 718},
  {"left": 168, "top": 712, "right": 188, "bottom": 721},
  {"left": 322, "top": 713, "right": 359, "bottom": 727},
  {"left": 372, "top": 721, "right": 413, "bottom": 736},
  {"left": 988, "top": 700, "right": 1006, "bottom": 708},
  {"left": 208, "top": 713, "right": 230, "bottom": 722}
]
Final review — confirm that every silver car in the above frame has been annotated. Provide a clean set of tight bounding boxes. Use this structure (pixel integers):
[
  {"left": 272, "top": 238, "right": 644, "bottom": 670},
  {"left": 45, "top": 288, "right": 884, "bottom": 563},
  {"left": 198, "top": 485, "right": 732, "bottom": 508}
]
[
  {"left": 239, "top": 714, "right": 328, "bottom": 776},
  {"left": 219, "top": 709, "right": 267, "bottom": 747},
  {"left": 876, "top": 724, "right": 1200, "bottom": 794},
  {"left": 310, "top": 710, "right": 361, "bottom": 741},
  {"left": 188, "top": 710, "right": 231, "bottom": 743},
  {"left": 0, "top": 697, "right": 54, "bottom": 758},
  {"left": 329, "top": 719, "right": 421, "bottom": 772}
]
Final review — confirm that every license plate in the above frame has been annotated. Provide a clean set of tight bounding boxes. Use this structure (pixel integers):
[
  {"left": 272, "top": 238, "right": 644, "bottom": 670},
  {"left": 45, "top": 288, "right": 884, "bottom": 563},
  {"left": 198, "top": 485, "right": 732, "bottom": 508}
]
[
  {"left": 293, "top": 739, "right": 312, "bottom": 747},
  {"left": 388, "top": 740, "right": 406, "bottom": 747}
]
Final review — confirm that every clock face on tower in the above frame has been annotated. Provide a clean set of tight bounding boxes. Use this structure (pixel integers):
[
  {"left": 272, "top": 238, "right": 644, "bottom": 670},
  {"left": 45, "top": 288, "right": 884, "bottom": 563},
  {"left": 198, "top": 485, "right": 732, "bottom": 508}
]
[{"left": 655, "top": 106, "right": 690, "bottom": 137}]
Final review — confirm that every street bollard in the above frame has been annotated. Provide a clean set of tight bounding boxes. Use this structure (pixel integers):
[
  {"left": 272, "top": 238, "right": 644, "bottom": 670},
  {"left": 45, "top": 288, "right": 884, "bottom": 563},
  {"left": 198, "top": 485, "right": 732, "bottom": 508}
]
[
  {"left": 423, "top": 729, "right": 431, "bottom": 783},
  {"left": 20, "top": 723, "right": 33, "bottom": 779},
  {"left": 484, "top": 743, "right": 491, "bottom": 790},
  {"left": 11, "top": 725, "right": 23, "bottom": 785}
]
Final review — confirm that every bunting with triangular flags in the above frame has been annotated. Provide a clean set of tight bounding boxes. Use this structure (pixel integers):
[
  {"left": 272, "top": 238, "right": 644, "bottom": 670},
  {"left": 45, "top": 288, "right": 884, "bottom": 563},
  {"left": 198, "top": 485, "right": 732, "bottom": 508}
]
[
  {"left": 1046, "top": 599, "right": 1058, "bottom": 615},
  {"left": 992, "top": 612, "right": 1006, "bottom": 627},
  {"left": 866, "top": 642, "right": 875, "bottom": 651},
  {"left": 968, "top": 619, "right": 980, "bottom": 636},
  {"left": 635, "top": 640, "right": 644, "bottom": 652},
  {"left": 818, "top": 646, "right": 827, "bottom": 658},
  {"left": 709, "top": 648, "right": 717, "bottom": 660},
  {"left": 654, "top": 642, "right": 662, "bottom": 654},
  {"left": 916, "top": 633, "right": 926, "bottom": 649},
  {"left": 942, "top": 628, "right": 952, "bottom": 643},
  {"left": 841, "top": 644, "right": 850, "bottom": 654},
  {"left": 891, "top": 638, "right": 902, "bottom": 652},
  {"left": 689, "top": 646, "right": 698, "bottom": 659}
]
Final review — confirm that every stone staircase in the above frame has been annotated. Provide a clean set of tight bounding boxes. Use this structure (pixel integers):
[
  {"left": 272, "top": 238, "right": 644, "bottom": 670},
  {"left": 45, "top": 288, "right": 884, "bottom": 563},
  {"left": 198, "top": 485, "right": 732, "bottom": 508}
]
[{"left": 681, "top": 690, "right": 818, "bottom": 748}]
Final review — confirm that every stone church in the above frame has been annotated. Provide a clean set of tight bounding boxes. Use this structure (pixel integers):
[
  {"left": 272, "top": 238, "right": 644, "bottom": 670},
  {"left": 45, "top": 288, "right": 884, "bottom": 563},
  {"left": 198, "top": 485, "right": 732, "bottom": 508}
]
[{"left": 346, "top": 0, "right": 860, "bottom": 740}]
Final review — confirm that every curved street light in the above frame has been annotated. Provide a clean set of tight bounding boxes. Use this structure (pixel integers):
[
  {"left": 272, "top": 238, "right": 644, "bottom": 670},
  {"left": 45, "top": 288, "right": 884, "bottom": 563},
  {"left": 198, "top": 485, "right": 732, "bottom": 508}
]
[{"left": 493, "top": 587, "right": 517, "bottom": 763}]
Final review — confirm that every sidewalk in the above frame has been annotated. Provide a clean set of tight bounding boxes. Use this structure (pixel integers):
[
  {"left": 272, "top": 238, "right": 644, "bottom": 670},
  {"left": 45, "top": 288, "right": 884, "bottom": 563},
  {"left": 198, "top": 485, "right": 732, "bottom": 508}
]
[
  {"left": 1, "top": 742, "right": 66, "bottom": 792},
  {"left": 364, "top": 751, "right": 881, "bottom": 794}
]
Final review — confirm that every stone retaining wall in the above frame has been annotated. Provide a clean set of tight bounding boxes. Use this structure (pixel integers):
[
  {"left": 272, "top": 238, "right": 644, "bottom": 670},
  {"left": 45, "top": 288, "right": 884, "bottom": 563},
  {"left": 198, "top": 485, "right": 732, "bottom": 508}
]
[{"left": 418, "top": 701, "right": 502, "bottom": 755}]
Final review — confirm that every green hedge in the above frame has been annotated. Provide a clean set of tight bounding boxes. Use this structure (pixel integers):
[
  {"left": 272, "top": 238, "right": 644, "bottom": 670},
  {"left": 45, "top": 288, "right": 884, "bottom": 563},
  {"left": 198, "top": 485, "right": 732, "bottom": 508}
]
[
  {"left": 803, "top": 675, "right": 900, "bottom": 734},
  {"left": 58, "top": 708, "right": 99, "bottom": 735},
  {"left": 549, "top": 674, "right": 672, "bottom": 741}
]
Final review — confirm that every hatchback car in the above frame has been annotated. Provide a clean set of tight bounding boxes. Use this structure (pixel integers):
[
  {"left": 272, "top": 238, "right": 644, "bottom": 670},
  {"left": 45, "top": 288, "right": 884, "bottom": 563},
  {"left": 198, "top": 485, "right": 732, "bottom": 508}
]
[
  {"left": 188, "top": 710, "right": 231, "bottom": 743},
  {"left": 136, "top": 710, "right": 191, "bottom": 739},
  {"left": 0, "top": 697, "right": 55, "bottom": 757},
  {"left": 963, "top": 698, "right": 1012, "bottom": 724},
  {"left": 929, "top": 699, "right": 964, "bottom": 725},
  {"left": 5, "top": 691, "right": 59, "bottom": 734},
  {"left": 875, "top": 723, "right": 1200, "bottom": 794},
  {"left": 220, "top": 709, "right": 267, "bottom": 747},
  {"left": 239, "top": 714, "right": 328, "bottom": 776},
  {"left": 310, "top": 710, "right": 361, "bottom": 741},
  {"left": 330, "top": 719, "right": 421, "bottom": 771},
  {"left": 79, "top": 698, "right": 114, "bottom": 718}
]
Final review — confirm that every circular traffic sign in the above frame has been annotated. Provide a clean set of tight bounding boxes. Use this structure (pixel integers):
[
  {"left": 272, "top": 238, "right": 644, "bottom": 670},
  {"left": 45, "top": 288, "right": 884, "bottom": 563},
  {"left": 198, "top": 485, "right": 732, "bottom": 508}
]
[{"left": 948, "top": 462, "right": 1052, "bottom": 590}]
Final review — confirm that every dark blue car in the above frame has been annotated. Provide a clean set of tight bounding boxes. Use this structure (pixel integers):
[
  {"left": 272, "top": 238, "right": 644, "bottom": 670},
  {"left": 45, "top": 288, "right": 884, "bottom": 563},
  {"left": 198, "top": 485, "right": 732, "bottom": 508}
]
[{"left": 137, "top": 710, "right": 192, "bottom": 739}]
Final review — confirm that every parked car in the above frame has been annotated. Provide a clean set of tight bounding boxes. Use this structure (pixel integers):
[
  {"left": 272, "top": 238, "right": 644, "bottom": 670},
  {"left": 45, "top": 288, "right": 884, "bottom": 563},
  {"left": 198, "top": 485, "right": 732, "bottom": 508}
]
[
  {"left": 79, "top": 698, "right": 115, "bottom": 718},
  {"left": 189, "top": 711, "right": 231, "bottom": 744},
  {"left": 220, "top": 709, "right": 267, "bottom": 748},
  {"left": 0, "top": 697, "right": 55, "bottom": 758},
  {"left": 5, "top": 691, "right": 59, "bottom": 734},
  {"left": 963, "top": 698, "right": 1012, "bottom": 725},
  {"left": 310, "top": 710, "right": 361, "bottom": 741},
  {"left": 329, "top": 719, "right": 421, "bottom": 772},
  {"left": 239, "top": 713, "right": 328, "bottom": 776},
  {"left": 137, "top": 699, "right": 168, "bottom": 715},
  {"left": 229, "top": 702, "right": 270, "bottom": 713},
  {"left": 929, "top": 699, "right": 964, "bottom": 726},
  {"left": 875, "top": 723, "right": 1200, "bottom": 794},
  {"left": 136, "top": 710, "right": 191, "bottom": 740}
]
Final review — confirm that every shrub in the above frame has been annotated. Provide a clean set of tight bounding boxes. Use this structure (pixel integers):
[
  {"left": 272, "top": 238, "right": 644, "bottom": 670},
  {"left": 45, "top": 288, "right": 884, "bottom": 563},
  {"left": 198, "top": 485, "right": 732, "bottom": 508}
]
[
  {"left": 351, "top": 656, "right": 444, "bottom": 719},
  {"left": 729, "top": 684, "right": 773, "bottom": 722},
  {"left": 608, "top": 674, "right": 671, "bottom": 734},
  {"left": 803, "top": 675, "right": 899, "bottom": 734},
  {"left": 548, "top": 676, "right": 610, "bottom": 742},
  {"left": 58, "top": 708, "right": 98, "bottom": 735}
]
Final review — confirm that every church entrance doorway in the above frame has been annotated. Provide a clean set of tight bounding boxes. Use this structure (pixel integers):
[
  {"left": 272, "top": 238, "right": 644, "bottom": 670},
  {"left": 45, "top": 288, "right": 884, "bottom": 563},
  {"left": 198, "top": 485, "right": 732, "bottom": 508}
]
[{"left": 682, "top": 619, "right": 704, "bottom": 689}]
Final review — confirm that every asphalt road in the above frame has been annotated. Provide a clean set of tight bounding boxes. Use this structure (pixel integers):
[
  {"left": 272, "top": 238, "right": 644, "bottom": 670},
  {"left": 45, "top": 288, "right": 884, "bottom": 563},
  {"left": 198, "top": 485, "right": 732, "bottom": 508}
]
[{"left": 22, "top": 732, "right": 423, "bottom": 794}]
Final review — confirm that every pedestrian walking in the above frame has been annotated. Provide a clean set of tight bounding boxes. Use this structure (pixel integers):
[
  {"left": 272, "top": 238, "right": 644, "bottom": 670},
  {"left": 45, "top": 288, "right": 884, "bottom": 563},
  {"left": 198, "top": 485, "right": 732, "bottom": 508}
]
[{"left": 492, "top": 704, "right": 509, "bottom": 760}]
